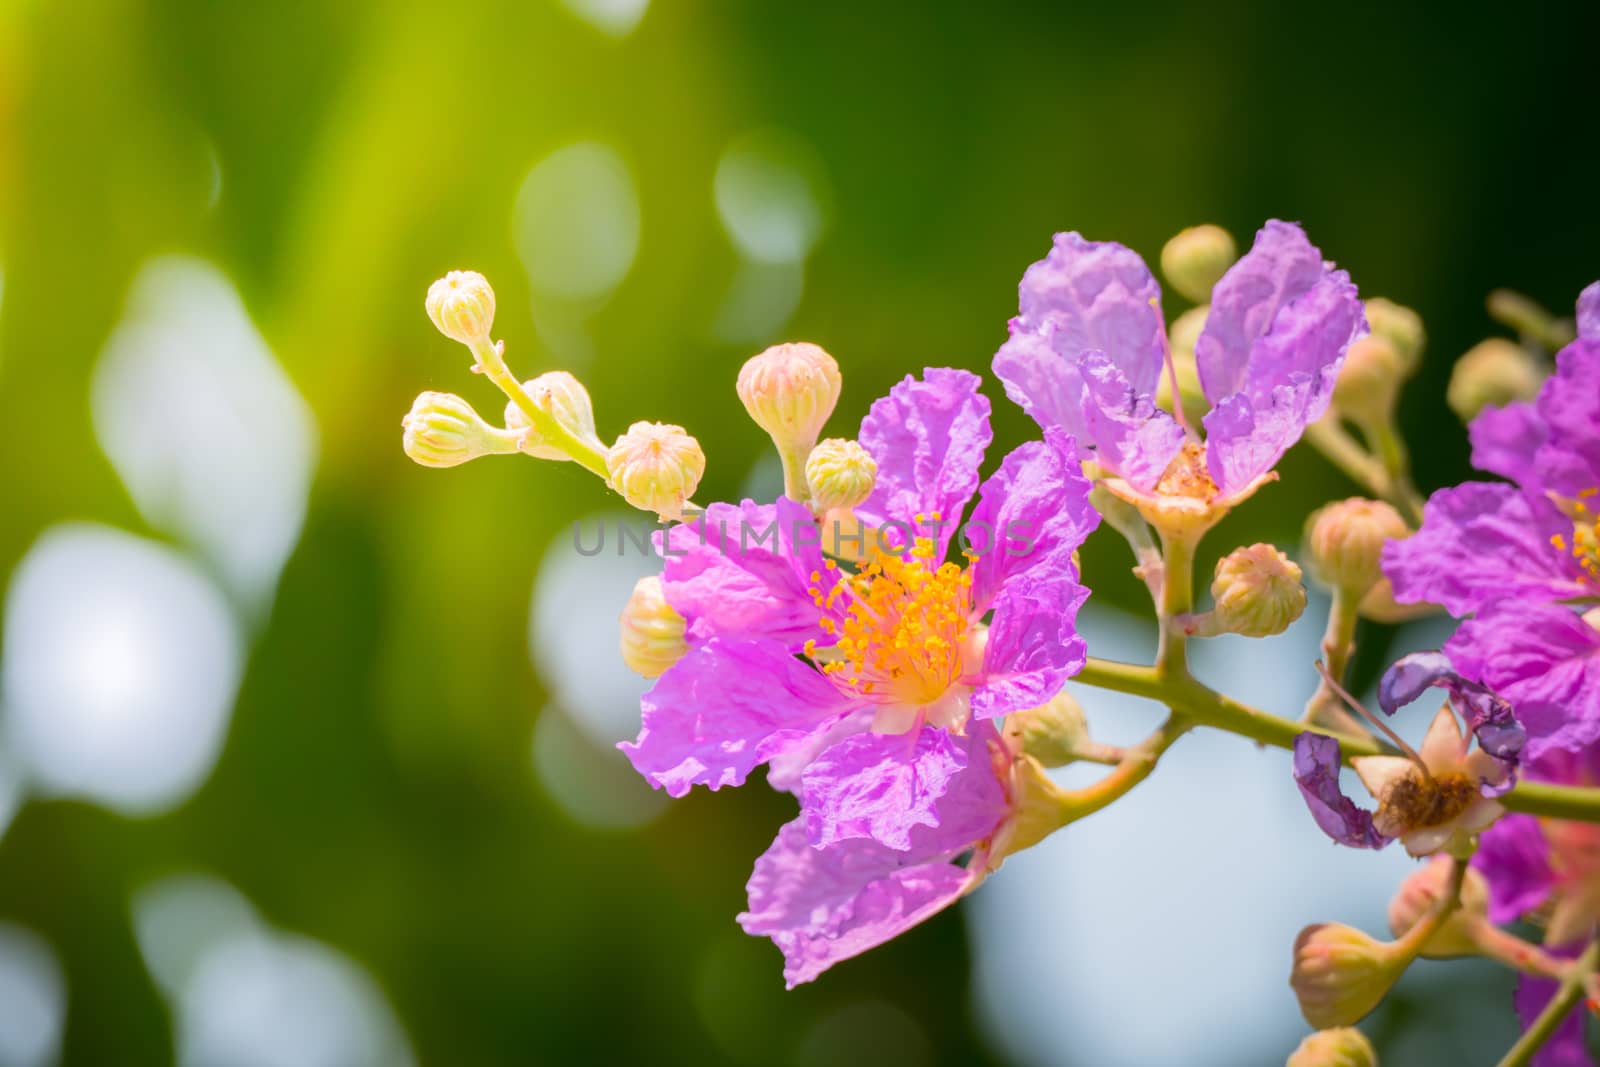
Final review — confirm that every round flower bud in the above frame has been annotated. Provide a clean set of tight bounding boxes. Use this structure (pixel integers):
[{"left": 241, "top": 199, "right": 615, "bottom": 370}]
[
  {"left": 1208, "top": 543, "right": 1306, "bottom": 638},
  {"left": 1304, "top": 499, "right": 1408, "bottom": 596},
  {"left": 1286, "top": 1028, "right": 1378, "bottom": 1067},
  {"left": 425, "top": 270, "right": 496, "bottom": 347},
  {"left": 1387, "top": 856, "right": 1487, "bottom": 958},
  {"left": 1290, "top": 923, "right": 1408, "bottom": 1029},
  {"left": 504, "top": 371, "right": 606, "bottom": 462},
  {"left": 1446, "top": 339, "right": 1544, "bottom": 422},
  {"left": 1364, "top": 297, "right": 1425, "bottom": 375},
  {"left": 805, "top": 438, "right": 877, "bottom": 512},
  {"left": 1003, "top": 690, "right": 1090, "bottom": 768},
  {"left": 1332, "top": 335, "right": 1405, "bottom": 427},
  {"left": 736, "top": 342, "right": 842, "bottom": 456},
  {"left": 606, "top": 421, "right": 706, "bottom": 520},
  {"left": 401, "top": 391, "right": 506, "bottom": 468},
  {"left": 1160, "top": 224, "right": 1237, "bottom": 305},
  {"left": 619, "top": 575, "right": 688, "bottom": 678}
]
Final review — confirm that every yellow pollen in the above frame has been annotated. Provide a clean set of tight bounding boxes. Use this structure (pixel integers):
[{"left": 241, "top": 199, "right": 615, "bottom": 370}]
[
  {"left": 1155, "top": 440, "right": 1217, "bottom": 500},
  {"left": 1553, "top": 490, "right": 1600, "bottom": 582},
  {"left": 807, "top": 537, "right": 974, "bottom": 707}
]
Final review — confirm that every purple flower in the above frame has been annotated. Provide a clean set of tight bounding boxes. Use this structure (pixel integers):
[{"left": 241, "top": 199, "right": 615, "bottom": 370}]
[
  {"left": 1383, "top": 282, "right": 1600, "bottom": 760},
  {"left": 993, "top": 220, "right": 1364, "bottom": 519},
  {"left": 1513, "top": 945, "right": 1592, "bottom": 1067},
  {"left": 1292, "top": 656, "right": 1515, "bottom": 856}
]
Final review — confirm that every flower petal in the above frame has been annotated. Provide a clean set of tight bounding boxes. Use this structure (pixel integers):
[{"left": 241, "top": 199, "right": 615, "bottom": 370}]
[
  {"left": 1382, "top": 482, "right": 1587, "bottom": 615},
  {"left": 801, "top": 726, "right": 970, "bottom": 851},
  {"left": 1378, "top": 650, "right": 1526, "bottom": 790},
  {"left": 619, "top": 638, "right": 853, "bottom": 796},
  {"left": 1471, "top": 402, "right": 1548, "bottom": 485},
  {"left": 659, "top": 497, "right": 831, "bottom": 650},
  {"left": 1579, "top": 281, "right": 1600, "bottom": 342},
  {"left": 1533, "top": 338, "right": 1600, "bottom": 499},
  {"left": 1446, "top": 603, "right": 1600, "bottom": 761},
  {"left": 964, "top": 428, "right": 1098, "bottom": 615},
  {"left": 1513, "top": 942, "right": 1593, "bottom": 1067},
  {"left": 737, "top": 819, "right": 977, "bottom": 988},
  {"left": 971, "top": 570, "right": 1089, "bottom": 720},
  {"left": 1293, "top": 732, "right": 1392, "bottom": 849},
  {"left": 1198, "top": 221, "right": 1364, "bottom": 496},
  {"left": 1473, "top": 813, "right": 1555, "bottom": 924},
  {"left": 856, "top": 368, "right": 991, "bottom": 554}
]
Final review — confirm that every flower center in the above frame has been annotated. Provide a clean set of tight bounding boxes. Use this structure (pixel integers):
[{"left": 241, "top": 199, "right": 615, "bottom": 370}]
[
  {"left": 1374, "top": 771, "right": 1477, "bottom": 837},
  {"left": 806, "top": 538, "right": 973, "bottom": 710},
  {"left": 1155, "top": 441, "right": 1217, "bottom": 500},
  {"left": 1550, "top": 488, "right": 1600, "bottom": 583}
]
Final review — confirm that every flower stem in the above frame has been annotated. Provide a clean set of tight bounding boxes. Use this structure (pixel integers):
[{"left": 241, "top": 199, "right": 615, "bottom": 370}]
[
  {"left": 1057, "top": 714, "right": 1192, "bottom": 823},
  {"left": 1304, "top": 587, "right": 1372, "bottom": 737},
  {"left": 469, "top": 339, "right": 611, "bottom": 478},
  {"left": 1496, "top": 937, "right": 1600, "bottom": 1067},
  {"left": 1472, "top": 923, "right": 1570, "bottom": 980},
  {"left": 1155, "top": 528, "right": 1197, "bottom": 677}
]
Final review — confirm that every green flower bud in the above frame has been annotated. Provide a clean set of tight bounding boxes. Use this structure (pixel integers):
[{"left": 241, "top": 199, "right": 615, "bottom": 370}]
[
  {"left": 504, "top": 371, "right": 606, "bottom": 461},
  {"left": 606, "top": 421, "right": 706, "bottom": 521},
  {"left": 736, "top": 342, "right": 841, "bottom": 457},
  {"left": 1386, "top": 856, "right": 1487, "bottom": 959},
  {"left": 1290, "top": 923, "right": 1409, "bottom": 1029},
  {"left": 1304, "top": 499, "right": 1408, "bottom": 596},
  {"left": 619, "top": 575, "right": 688, "bottom": 678},
  {"left": 425, "top": 270, "right": 496, "bottom": 347},
  {"left": 1160, "top": 225, "right": 1236, "bottom": 304},
  {"left": 1207, "top": 543, "right": 1306, "bottom": 638},
  {"left": 1286, "top": 1027, "right": 1379, "bottom": 1067},
  {"left": 1487, "top": 289, "right": 1574, "bottom": 351},
  {"left": 1003, "top": 690, "right": 1089, "bottom": 768},
  {"left": 805, "top": 438, "right": 877, "bottom": 512},
  {"left": 1363, "top": 298, "right": 1425, "bottom": 375},
  {"left": 401, "top": 391, "right": 511, "bottom": 468},
  {"left": 1332, "top": 335, "right": 1405, "bottom": 428},
  {"left": 1446, "top": 339, "right": 1544, "bottom": 422}
]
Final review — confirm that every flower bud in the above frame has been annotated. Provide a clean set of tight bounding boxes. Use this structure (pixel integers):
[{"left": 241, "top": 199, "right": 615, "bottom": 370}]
[
  {"left": 1332, "top": 335, "right": 1405, "bottom": 427},
  {"left": 1157, "top": 306, "right": 1208, "bottom": 424},
  {"left": 1386, "top": 856, "right": 1487, "bottom": 958},
  {"left": 1364, "top": 297, "right": 1424, "bottom": 375},
  {"left": 1208, "top": 543, "right": 1306, "bottom": 638},
  {"left": 1487, "top": 288, "right": 1574, "bottom": 350},
  {"left": 606, "top": 421, "right": 706, "bottom": 520},
  {"left": 619, "top": 575, "right": 688, "bottom": 678},
  {"left": 1290, "top": 923, "right": 1408, "bottom": 1029},
  {"left": 1003, "top": 690, "right": 1090, "bottom": 768},
  {"left": 805, "top": 438, "right": 877, "bottom": 512},
  {"left": 988, "top": 752, "right": 1071, "bottom": 866},
  {"left": 504, "top": 371, "right": 606, "bottom": 461},
  {"left": 1304, "top": 499, "right": 1408, "bottom": 596},
  {"left": 1286, "top": 1028, "right": 1378, "bottom": 1067},
  {"left": 736, "top": 342, "right": 841, "bottom": 456},
  {"left": 425, "top": 270, "right": 496, "bottom": 347},
  {"left": 1446, "top": 339, "right": 1544, "bottom": 421},
  {"left": 1160, "top": 224, "right": 1237, "bottom": 304},
  {"left": 401, "top": 391, "right": 507, "bottom": 468}
]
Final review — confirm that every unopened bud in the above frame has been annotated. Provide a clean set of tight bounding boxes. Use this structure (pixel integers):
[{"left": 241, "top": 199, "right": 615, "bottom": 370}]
[
  {"left": 1387, "top": 856, "right": 1487, "bottom": 958},
  {"left": 1446, "top": 339, "right": 1544, "bottom": 421},
  {"left": 1304, "top": 499, "right": 1407, "bottom": 596},
  {"left": 425, "top": 270, "right": 496, "bottom": 347},
  {"left": 736, "top": 342, "right": 841, "bottom": 455},
  {"left": 1003, "top": 690, "right": 1090, "bottom": 768},
  {"left": 401, "top": 391, "right": 509, "bottom": 468},
  {"left": 504, "top": 371, "right": 606, "bottom": 461},
  {"left": 1160, "top": 225, "right": 1237, "bottom": 304},
  {"left": 988, "top": 753, "right": 1071, "bottom": 866},
  {"left": 606, "top": 421, "right": 706, "bottom": 520},
  {"left": 1364, "top": 298, "right": 1424, "bottom": 375},
  {"left": 805, "top": 438, "right": 877, "bottom": 512},
  {"left": 1357, "top": 576, "right": 1435, "bottom": 625},
  {"left": 619, "top": 575, "right": 688, "bottom": 678},
  {"left": 1332, "top": 335, "right": 1405, "bottom": 427},
  {"left": 1290, "top": 923, "right": 1408, "bottom": 1029},
  {"left": 1205, "top": 544, "right": 1306, "bottom": 638},
  {"left": 1286, "top": 1028, "right": 1378, "bottom": 1067}
]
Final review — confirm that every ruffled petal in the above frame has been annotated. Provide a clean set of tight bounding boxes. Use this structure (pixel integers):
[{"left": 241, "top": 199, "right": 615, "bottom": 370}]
[
  {"left": 1382, "top": 482, "right": 1587, "bottom": 615},
  {"left": 737, "top": 819, "right": 976, "bottom": 989},
  {"left": 1013, "top": 232, "right": 1167, "bottom": 396},
  {"left": 856, "top": 368, "right": 991, "bottom": 554},
  {"left": 1446, "top": 604, "right": 1600, "bottom": 761},
  {"left": 765, "top": 706, "right": 873, "bottom": 795},
  {"left": 1380, "top": 651, "right": 1525, "bottom": 793},
  {"left": 1470, "top": 402, "right": 1548, "bottom": 485},
  {"left": 620, "top": 638, "right": 853, "bottom": 796},
  {"left": 971, "top": 570, "right": 1089, "bottom": 720},
  {"left": 1534, "top": 339, "right": 1600, "bottom": 499},
  {"left": 801, "top": 726, "right": 970, "bottom": 851},
  {"left": 1579, "top": 281, "right": 1600, "bottom": 342},
  {"left": 1198, "top": 221, "right": 1364, "bottom": 496},
  {"left": 659, "top": 497, "right": 831, "bottom": 650},
  {"left": 964, "top": 428, "right": 1098, "bottom": 615},
  {"left": 1473, "top": 814, "right": 1555, "bottom": 925},
  {"left": 1514, "top": 942, "right": 1594, "bottom": 1067},
  {"left": 1292, "top": 732, "right": 1392, "bottom": 849}
]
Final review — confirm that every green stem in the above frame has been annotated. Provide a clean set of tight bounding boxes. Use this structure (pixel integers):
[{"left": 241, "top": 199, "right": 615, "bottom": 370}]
[
  {"left": 469, "top": 339, "right": 611, "bottom": 479},
  {"left": 1057, "top": 714, "right": 1192, "bottom": 823},
  {"left": 1497, "top": 938, "right": 1600, "bottom": 1067},
  {"left": 1155, "top": 528, "right": 1197, "bottom": 677},
  {"left": 1369, "top": 422, "right": 1426, "bottom": 527},
  {"left": 1304, "top": 586, "right": 1370, "bottom": 735}
]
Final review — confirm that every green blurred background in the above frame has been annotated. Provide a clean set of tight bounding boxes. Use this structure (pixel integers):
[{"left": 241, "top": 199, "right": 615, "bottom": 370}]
[{"left": 0, "top": 1, "right": 1597, "bottom": 1064}]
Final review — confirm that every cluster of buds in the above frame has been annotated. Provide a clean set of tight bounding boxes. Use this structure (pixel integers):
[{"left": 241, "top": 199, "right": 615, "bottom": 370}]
[
  {"left": 403, "top": 270, "right": 707, "bottom": 521},
  {"left": 735, "top": 341, "right": 863, "bottom": 513}
]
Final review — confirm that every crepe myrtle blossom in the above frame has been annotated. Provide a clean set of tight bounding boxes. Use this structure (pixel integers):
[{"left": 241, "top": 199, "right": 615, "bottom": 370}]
[
  {"left": 1293, "top": 652, "right": 1525, "bottom": 856},
  {"left": 993, "top": 219, "right": 1365, "bottom": 534},
  {"left": 1384, "top": 281, "right": 1600, "bottom": 758}
]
